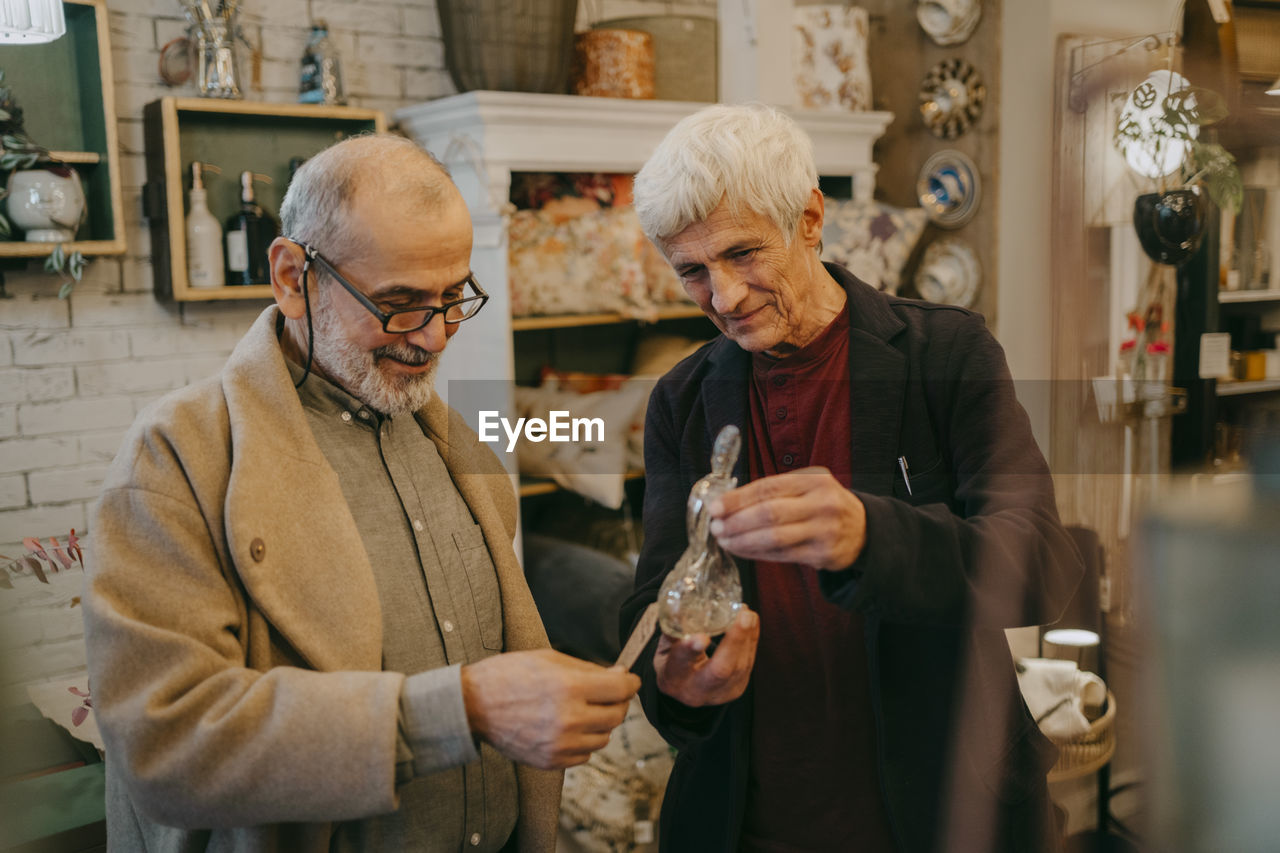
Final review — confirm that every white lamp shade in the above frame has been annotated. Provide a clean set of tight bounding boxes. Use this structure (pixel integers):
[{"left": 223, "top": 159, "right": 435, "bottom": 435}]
[
  {"left": 1115, "top": 69, "right": 1198, "bottom": 180},
  {"left": 0, "top": 0, "right": 66, "bottom": 44}
]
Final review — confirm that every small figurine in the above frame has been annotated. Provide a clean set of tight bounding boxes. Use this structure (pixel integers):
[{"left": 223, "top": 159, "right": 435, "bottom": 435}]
[{"left": 657, "top": 425, "right": 745, "bottom": 638}]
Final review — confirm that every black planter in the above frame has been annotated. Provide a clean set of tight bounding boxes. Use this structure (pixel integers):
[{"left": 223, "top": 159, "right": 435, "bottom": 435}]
[{"left": 1133, "top": 190, "right": 1205, "bottom": 266}]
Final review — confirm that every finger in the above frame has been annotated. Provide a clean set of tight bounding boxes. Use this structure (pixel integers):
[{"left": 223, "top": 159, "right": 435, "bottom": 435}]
[
  {"left": 704, "top": 609, "right": 759, "bottom": 680},
  {"left": 712, "top": 468, "right": 834, "bottom": 517},
  {"left": 659, "top": 633, "right": 711, "bottom": 674},
  {"left": 580, "top": 670, "right": 641, "bottom": 705},
  {"left": 575, "top": 699, "right": 632, "bottom": 733},
  {"left": 710, "top": 493, "right": 812, "bottom": 540},
  {"left": 716, "top": 519, "right": 814, "bottom": 559}
]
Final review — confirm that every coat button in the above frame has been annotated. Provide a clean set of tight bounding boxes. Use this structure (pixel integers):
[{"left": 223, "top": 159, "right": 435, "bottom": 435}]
[{"left": 250, "top": 539, "right": 266, "bottom": 562}]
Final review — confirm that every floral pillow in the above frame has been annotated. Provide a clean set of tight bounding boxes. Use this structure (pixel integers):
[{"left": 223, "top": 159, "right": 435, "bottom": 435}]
[{"left": 821, "top": 199, "right": 928, "bottom": 294}]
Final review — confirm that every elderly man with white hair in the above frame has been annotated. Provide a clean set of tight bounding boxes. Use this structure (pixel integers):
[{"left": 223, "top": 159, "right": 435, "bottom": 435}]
[
  {"left": 84, "top": 134, "right": 639, "bottom": 852},
  {"left": 620, "top": 104, "right": 1083, "bottom": 853}
]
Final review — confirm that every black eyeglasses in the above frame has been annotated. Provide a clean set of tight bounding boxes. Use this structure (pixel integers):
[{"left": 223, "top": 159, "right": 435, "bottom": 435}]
[{"left": 296, "top": 241, "right": 489, "bottom": 334}]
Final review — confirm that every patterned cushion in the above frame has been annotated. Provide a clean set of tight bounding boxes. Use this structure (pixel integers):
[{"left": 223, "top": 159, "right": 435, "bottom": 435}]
[{"left": 821, "top": 199, "right": 928, "bottom": 294}]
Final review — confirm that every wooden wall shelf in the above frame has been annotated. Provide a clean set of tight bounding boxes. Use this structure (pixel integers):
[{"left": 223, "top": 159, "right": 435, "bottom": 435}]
[
  {"left": 510, "top": 305, "right": 705, "bottom": 332},
  {"left": 0, "top": 0, "right": 125, "bottom": 260},
  {"left": 143, "top": 97, "right": 385, "bottom": 302}
]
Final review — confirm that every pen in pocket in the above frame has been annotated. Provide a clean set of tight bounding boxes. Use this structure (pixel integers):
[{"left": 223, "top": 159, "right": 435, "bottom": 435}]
[{"left": 897, "top": 456, "right": 912, "bottom": 496}]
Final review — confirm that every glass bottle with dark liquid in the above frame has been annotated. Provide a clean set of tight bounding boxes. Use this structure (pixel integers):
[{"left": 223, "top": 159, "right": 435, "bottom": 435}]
[{"left": 224, "top": 171, "right": 278, "bottom": 285}]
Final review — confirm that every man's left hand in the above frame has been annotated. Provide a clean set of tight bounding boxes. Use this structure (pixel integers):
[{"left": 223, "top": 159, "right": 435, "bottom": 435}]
[{"left": 708, "top": 467, "right": 865, "bottom": 571}]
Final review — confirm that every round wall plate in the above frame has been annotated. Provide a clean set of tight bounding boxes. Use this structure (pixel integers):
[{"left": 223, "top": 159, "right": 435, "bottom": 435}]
[
  {"left": 918, "top": 58, "right": 985, "bottom": 139},
  {"left": 916, "top": 0, "right": 981, "bottom": 46},
  {"left": 916, "top": 149, "right": 981, "bottom": 228},
  {"left": 915, "top": 237, "right": 981, "bottom": 307}
]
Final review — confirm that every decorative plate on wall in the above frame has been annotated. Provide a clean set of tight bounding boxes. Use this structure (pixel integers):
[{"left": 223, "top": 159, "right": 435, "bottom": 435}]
[
  {"left": 918, "top": 58, "right": 985, "bottom": 139},
  {"left": 916, "top": 149, "right": 981, "bottom": 228},
  {"left": 915, "top": 237, "right": 981, "bottom": 307},
  {"left": 916, "top": 0, "right": 981, "bottom": 47}
]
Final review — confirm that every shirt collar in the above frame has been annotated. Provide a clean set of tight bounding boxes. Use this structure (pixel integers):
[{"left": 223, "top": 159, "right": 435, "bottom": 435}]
[{"left": 286, "top": 358, "right": 385, "bottom": 430}]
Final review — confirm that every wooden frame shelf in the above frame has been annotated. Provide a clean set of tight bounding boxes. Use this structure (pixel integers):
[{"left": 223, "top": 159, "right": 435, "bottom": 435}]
[
  {"left": 1217, "top": 379, "right": 1280, "bottom": 396},
  {"left": 1218, "top": 289, "right": 1280, "bottom": 304},
  {"left": 510, "top": 305, "right": 705, "bottom": 331},
  {"left": 144, "top": 97, "right": 385, "bottom": 302},
  {"left": 0, "top": 0, "right": 125, "bottom": 260}
]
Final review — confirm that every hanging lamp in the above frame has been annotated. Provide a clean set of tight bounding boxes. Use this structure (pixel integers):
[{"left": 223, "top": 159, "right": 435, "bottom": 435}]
[{"left": 0, "top": 0, "right": 66, "bottom": 44}]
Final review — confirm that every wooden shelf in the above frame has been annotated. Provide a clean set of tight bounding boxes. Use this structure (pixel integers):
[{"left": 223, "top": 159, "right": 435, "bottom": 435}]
[
  {"left": 1219, "top": 288, "right": 1280, "bottom": 304},
  {"left": 1217, "top": 379, "right": 1280, "bottom": 396},
  {"left": 47, "top": 150, "right": 102, "bottom": 165},
  {"left": 0, "top": 0, "right": 125, "bottom": 257},
  {"left": 0, "top": 240, "right": 123, "bottom": 259},
  {"left": 511, "top": 305, "right": 704, "bottom": 331},
  {"left": 519, "top": 469, "right": 644, "bottom": 498},
  {"left": 144, "top": 97, "right": 386, "bottom": 302}
]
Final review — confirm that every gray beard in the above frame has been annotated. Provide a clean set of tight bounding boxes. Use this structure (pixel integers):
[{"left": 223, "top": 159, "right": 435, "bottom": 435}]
[{"left": 309, "top": 294, "right": 439, "bottom": 416}]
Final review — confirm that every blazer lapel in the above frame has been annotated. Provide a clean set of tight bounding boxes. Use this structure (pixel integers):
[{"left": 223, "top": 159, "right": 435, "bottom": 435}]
[
  {"left": 834, "top": 267, "right": 908, "bottom": 495},
  {"left": 703, "top": 338, "right": 752, "bottom": 485},
  {"left": 220, "top": 307, "right": 384, "bottom": 673}
]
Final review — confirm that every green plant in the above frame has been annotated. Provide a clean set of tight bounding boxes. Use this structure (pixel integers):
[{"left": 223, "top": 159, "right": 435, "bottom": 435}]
[
  {"left": 1, "top": 68, "right": 86, "bottom": 299},
  {"left": 1113, "top": 75, "right": 1244, "bottom": 215}
]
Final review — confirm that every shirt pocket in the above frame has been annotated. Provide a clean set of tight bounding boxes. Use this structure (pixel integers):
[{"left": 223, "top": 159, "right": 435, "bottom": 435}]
[{"left": 453, "top": 524, "right": 505, "bottom": 651}]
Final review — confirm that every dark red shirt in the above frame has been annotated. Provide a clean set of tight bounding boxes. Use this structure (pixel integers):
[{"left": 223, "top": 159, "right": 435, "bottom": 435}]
[{"left": 739, "top": 304, "right": 898, "bottom": 853}]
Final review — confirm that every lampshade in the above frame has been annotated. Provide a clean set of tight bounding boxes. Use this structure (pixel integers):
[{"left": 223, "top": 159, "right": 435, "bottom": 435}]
[
  {"left": 0, "top": 0, "right": 66, "bottom": 44},
  {"left": 1114, "top": 69, "right": 1198, "bottom": 180}
]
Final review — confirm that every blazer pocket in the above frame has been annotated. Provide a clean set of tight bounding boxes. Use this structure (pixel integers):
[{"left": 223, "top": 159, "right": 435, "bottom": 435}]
[
  {"left": 453, "top": 524, "right": 505, "bottom": 651},
  {"left": 892, "top": 454, "right": 951, "bottom": 505}
]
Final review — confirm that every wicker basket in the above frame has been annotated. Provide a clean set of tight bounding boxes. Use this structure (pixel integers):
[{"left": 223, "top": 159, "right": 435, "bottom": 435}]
[
  {"left": 1047, "top": 690, "right": 1117, "bottom": 783},
  {"left": 438, "top": 0, "right": 579, "bottom": 94}
]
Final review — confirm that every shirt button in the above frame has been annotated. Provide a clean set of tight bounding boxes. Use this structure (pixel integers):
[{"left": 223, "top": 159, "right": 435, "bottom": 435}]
[
  {"left": 443, "top": 620, "right": 455, "bottom": 633},
  {"left": 340, "top": 411, "right": 352, "bottom": 422},
  {"left": 358, "top": 410, "right": 370, "bottom": 420},
  {"left": 413, "top": 519, "right": 424, "bottom": 532},
  {"left": 775, "top": 407, "right": 787, "bottom": 420},
  {"left": 782, "top": 454, "right": 795, "bottom": 466},
  {"left": 772, "top": 375, "right": 787, "bottom": 387},
  {"left": 470, "top": 833, "right": 481, "bottom": 846}
]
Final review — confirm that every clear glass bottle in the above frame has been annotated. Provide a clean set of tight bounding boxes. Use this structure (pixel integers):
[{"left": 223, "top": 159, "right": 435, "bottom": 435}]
[
  {"left": 657, "top": 425, "right": 745, "bottom": 639},
  {"left": 299, "top": 21, "right": 346, "bottom": 105}
]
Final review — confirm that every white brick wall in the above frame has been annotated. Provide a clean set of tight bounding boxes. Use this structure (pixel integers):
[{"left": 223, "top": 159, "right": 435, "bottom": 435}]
[{"left": 0, "top": 0, "right": 700, "bottom": 703}]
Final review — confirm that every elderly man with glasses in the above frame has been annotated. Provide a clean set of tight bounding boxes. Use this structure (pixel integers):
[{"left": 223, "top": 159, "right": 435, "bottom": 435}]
[{"left": 84, "top": 134, "right": 639, "bottom": 852}]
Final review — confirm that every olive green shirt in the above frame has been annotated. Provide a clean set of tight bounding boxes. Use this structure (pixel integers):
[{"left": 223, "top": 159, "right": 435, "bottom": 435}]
[{"left": 291, "top": 363, "right": 518, "bottom": 852}]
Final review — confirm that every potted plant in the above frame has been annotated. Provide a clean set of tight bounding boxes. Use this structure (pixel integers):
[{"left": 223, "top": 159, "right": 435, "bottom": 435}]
[
  {"left": 1113, "top": 69, "right": 1244, "bottom": 266},
  {"left": 1, "top": 68, "right": 87, "bottom": 298}
]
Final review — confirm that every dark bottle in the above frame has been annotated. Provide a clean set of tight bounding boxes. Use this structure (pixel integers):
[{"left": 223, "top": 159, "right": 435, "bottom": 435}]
[{"left": 224, "top": 171, "right": 278, "bottom": 286}]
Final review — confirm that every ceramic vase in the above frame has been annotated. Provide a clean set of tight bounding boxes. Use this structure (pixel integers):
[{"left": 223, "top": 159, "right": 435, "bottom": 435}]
[
  {"left": 1134, "top": 190, "right": 1204, "bottom": 266},
  {"left": 5, "top": 167, "right": 86, "bottom": 243}
]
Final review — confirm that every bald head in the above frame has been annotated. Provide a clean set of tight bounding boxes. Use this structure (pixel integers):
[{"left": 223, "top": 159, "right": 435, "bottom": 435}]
[{"left": 280, "top": 134, "right": 455, "bottom": 262}]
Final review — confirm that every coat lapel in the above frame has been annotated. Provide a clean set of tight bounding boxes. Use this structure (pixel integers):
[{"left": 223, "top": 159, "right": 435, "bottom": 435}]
[
  {"left": 220, "top": 307, "right": 384, "bottom": 672},
  {"left": 836, "top": 268, "right": 908, "bottom": 495}
]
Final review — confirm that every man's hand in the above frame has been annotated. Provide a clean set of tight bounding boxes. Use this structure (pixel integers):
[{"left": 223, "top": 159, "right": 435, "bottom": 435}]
[
  {"left": 655, "top": 607, "right": 759, "bottom": 707},
  {"left": 708, "top": 467, "right": 866, "bottom": 571},
  {"left": 460, "top": 650, "right": 639, "bottom": 770}
]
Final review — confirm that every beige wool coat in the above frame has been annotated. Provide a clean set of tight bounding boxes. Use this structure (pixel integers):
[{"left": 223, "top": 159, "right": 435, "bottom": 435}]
[{"left": 84, "top": 306, "right": 561, "bottom": 851}]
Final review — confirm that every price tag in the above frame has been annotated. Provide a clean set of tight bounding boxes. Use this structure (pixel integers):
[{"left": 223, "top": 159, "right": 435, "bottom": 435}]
[{"left": 616, "top": 603, "right": 659, "bottom": 671}]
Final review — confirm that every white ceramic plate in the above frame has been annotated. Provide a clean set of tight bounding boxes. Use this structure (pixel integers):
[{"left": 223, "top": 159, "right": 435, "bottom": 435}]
[{"left": 915, "top": 237, "right": 981, "bottom": 307}]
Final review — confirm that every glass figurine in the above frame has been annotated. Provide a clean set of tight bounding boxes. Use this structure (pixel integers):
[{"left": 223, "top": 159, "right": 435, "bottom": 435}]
[{"left": 657, "top": 425, "right": 745, "bottom": 639}]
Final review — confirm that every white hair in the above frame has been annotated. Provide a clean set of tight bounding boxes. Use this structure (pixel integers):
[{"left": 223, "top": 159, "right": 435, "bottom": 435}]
[
  {"left": 280, "top": 133, "right": 451, "bottom": 262},
  {"left": 632, "top": 103, "right": 818, "bottom": 246}
]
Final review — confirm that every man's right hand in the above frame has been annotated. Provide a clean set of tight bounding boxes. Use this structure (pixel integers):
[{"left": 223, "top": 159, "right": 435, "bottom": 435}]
[
  {"left": 460, "top": 650, "right": 639, "bottom": 770},
  {"left": 654, "top": 607, "right": 759, "bottom": 707}
]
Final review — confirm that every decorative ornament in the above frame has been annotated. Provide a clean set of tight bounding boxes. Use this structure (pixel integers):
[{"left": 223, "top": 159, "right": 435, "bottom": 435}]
[
  {"left": 916, "top": 0, "right": 981, "bottom": 47},
  {"left": 915, "top": 237, "right": 981, "bottom": 307},
  {"left": 657, "top": 425, "right": 744, "bottom": 639},
  {"left": 919, "top": 58, "right": 985, "bottom": 139},
  {"left": 916, "top": 149, "right": 981, "bottom": 228}
]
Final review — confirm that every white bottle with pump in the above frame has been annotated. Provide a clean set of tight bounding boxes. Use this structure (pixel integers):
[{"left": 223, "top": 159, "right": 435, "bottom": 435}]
[{"left": 186, "top": 162, "right": 224, "bottom": 289}]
